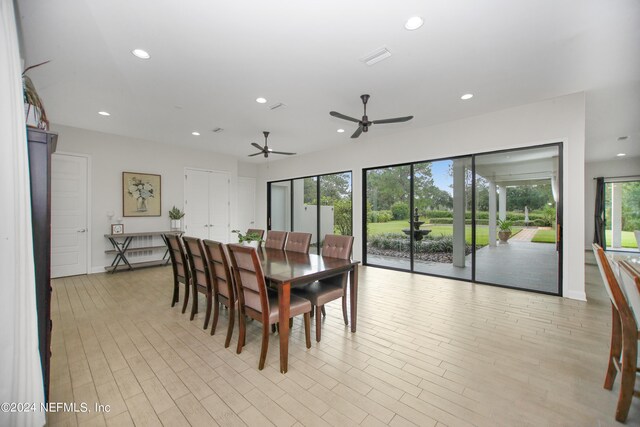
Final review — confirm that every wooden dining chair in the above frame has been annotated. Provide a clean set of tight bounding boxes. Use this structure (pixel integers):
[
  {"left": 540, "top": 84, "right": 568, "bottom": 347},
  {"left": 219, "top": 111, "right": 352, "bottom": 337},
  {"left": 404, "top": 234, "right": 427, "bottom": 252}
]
[
  {"left": 618, "top": 261, "right": 640, "bottom": 419},
  {"left": 202, "top": 240, "right": 237, "bottom": 348},
  {"left": 292, "top": 234, "right": 354, "bottom": 342},
  {"left": 183, "top": 236, "right": 213, "bottom": 330},
  {"left": 265, "top": 230, "right": 288, "bottom": 250},
  {"left": 284, "top": 232, "right": 312, "bottom": 254},
  {"left": 593, "top": 244, "right": 639, "bottom": 422},
  {"left": 227, "top": 244, "right": 311, "bottom": 370},
  {"left": 164, "top": 233, "right": 190, "bottom": 313}
]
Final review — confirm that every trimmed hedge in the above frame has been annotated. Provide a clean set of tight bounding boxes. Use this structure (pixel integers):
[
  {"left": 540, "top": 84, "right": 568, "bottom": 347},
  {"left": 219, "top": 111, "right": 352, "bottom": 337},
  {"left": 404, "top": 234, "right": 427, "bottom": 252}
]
[
  {"left": 368, "top": 233, "right": 467, "bottom": 254},
  {"left": 368, "top": 210, "right": 393, "bottom": 223}
]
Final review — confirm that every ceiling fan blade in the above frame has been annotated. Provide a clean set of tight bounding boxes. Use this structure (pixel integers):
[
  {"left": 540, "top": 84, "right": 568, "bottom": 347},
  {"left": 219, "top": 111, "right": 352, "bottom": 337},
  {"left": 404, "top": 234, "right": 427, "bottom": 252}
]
[
  {"left": 351, "top": 126, "right": 363, "bottom": 139},
  {"left": 270, "top": 151, "right": 296, "bottom": 155},
  {"left": 372, "top": 116, "right": 414, "bottom": 124},
  {"left": 248, "top": 152, "right": 262, "bottom": 157},
  {"left": 330, "top": 111, "right": 361, "bottom": 123},
  {"left": 251, "top": 142, "right": 264, "bottom": 151}
]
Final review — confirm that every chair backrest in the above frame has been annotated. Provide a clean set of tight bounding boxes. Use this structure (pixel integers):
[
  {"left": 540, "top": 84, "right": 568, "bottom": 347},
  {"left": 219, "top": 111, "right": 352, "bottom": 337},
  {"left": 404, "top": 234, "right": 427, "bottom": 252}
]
[
  {"left": 265, "top": 230, "right": 287, "bottom": 250},
  {"left": 619, "top": 261, "right": 640, "bottom": 327},
  {"left": 183, "top": 236, "right": 211, "bottom": 293},
  {"left": 285, "top": 232, "right": 312, "bottom": 254},
  {"left": 322, "top": 234, "right": 354, "bottom": 260},
  {"left": 165, "top": 234, "right": 188, "bottom": 280},
  {"left": 227, "top": 244, "right": 269, "bottom": 322},
  {"left": 202, "top": 240, "right": 235, "bottom": 301},
  {"left": 592, "top": 243, "right": 635, "bottom": 326},
  {"left": 247, "top": 229, "right": 265, "bottom": 241}
]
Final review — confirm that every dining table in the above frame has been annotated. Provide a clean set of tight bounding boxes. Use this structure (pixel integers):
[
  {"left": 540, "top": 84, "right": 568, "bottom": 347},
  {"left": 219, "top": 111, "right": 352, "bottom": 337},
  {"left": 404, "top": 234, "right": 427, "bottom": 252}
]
[{"left": 257, "top": 247, "right": 360, "bottom": 373}]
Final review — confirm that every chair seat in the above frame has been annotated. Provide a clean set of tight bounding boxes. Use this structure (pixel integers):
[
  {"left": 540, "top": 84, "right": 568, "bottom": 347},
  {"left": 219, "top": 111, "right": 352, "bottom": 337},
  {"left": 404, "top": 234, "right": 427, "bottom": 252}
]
[
  {"left": 291, "top": 281, "right": 343, "bottom": 306},
  {"left": 267, "top": 291, "right": 312, "bottom": 324}
]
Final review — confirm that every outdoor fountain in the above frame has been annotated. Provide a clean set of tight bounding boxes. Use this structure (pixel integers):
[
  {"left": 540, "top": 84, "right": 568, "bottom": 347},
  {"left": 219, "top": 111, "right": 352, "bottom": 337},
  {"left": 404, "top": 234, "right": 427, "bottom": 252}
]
[{"left": 402, "top": 208, "right": 431, "bottom": 241}]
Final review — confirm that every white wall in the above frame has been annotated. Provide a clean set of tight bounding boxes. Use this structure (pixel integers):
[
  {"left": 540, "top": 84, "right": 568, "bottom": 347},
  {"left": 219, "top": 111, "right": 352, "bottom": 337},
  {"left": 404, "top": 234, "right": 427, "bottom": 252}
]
[
  {"left": 255, "top": 93, "right": 587, "bottom": 300},
  {"left": 51, "top": 124, "right": 258, "bottom": 272},
  {"left": 584, "top": 156, "right": 640, "bottom": 248}
]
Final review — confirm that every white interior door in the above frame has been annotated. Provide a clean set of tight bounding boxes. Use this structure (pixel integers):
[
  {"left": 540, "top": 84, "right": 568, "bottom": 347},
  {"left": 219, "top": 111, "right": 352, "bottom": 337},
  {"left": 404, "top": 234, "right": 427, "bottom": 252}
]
[
  {"left": 51, "top": 153, "right": 88, "bottom": 278},
  {"left": 184, "top": 169, "right": 210, "bottom": 239},
  {"left": 209, "top": 171, "right": 230, "bottom": 243},
  {"left": 238, "top": 177, "right": 256, "bottom": 234}
]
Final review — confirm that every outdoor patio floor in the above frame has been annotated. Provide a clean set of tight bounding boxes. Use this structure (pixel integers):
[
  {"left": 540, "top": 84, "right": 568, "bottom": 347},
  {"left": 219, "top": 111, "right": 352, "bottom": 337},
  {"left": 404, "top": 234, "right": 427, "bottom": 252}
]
[{"left": 367, "top": 240, "right": 559, "bottom": 294}]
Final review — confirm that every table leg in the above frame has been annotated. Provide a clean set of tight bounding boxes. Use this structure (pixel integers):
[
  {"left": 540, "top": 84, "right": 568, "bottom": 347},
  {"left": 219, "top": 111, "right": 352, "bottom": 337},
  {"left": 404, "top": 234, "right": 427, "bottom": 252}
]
[
  {"left": 350, "top": 265, "right": 358, "bottom": 333},
  {"left": 278, "top": 281, "right": 291, "bottom": 373}
]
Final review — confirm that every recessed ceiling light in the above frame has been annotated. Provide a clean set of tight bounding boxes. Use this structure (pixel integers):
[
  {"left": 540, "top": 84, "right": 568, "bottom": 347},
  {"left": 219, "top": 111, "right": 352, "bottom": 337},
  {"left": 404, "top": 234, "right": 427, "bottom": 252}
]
[
  {"left": 256, "top": 97, "right": 267, "bottom": 104},
  {"left": 192, "top": 131, "right": 200, "bottom": 136},
  {"left": 98, "top": 111, "right": 110, "bottom": 116},
  {"left": 461, "top": 93, "right": 474, "bottom": 100},
  {"left": 337, "top": 129, "right": 345, "bottom": 133},
  {"left": 617, "top": 153, "right": 626, "bottom": 157},
  {"left": 405, "top": 16, "right": 424, "bottom": 30},
  {"left": 131, "top": 49, "right": 150, "bottom": 59}
]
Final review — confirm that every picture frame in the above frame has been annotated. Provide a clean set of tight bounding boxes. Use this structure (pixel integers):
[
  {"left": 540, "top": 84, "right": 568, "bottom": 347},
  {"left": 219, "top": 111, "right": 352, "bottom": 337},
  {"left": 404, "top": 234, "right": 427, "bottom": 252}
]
[
  {"left": 111, "top": 224, "right": 124, "bottom": 235},
  {"left": 122, "top": 172, "right": 161, "bottom": 217}
]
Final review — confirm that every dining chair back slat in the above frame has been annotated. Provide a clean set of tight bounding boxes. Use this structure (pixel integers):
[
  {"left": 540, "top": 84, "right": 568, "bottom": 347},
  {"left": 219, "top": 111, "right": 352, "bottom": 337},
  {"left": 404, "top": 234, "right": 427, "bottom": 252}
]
[
  {"left": 202, "top": 240, "right": 237, "bottom": 347},
  {"left": 265, "top": 231, "right": 288, "bottom": 250},
  {"left": 164, "top": 233, "right": 190, "bottom": 312},
  {"left": 183, "top": 236, "right": 213, "bottom": 329},
  {"left": 285, "top": 232, "right": 312, "bottom": 254}
]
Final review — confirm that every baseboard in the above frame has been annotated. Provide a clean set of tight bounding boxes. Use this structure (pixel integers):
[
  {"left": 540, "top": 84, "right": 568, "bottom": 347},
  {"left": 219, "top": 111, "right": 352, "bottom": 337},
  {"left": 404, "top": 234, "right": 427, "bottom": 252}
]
[
  {"left": 91, "top": 266, "right": 105, "bottom": 274},
  {"left": 563, "top": 290, "right": 587, "bottom": 301}
]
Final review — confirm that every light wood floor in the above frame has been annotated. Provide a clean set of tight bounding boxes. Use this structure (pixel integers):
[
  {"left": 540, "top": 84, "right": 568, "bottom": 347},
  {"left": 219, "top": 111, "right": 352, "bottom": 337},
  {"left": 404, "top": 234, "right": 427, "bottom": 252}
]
[{"left": 48, "top": 262, "right": 640, "bottom": 426}]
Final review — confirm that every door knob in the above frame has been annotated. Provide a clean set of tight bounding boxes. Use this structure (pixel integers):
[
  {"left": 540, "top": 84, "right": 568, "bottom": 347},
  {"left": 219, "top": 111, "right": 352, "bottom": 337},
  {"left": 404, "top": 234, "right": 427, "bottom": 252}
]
[
  {"left": 204, "top": 224, "right": 209, "bottom": 227},
  {"left": 77, "top": 229, "right": 87, "bottom": 233}
]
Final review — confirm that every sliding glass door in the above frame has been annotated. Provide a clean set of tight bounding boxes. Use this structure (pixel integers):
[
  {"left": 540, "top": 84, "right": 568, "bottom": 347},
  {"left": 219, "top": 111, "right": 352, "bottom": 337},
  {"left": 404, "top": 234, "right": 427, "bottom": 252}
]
[
  {"left": 364, "top": 143, "right": 562, "bottom": 295},
  {"left": 474, "top": 145, "right": 561, "bottom": 293},
  {"left": 268, "top": 171, "right": 352, "bottom": 254}
]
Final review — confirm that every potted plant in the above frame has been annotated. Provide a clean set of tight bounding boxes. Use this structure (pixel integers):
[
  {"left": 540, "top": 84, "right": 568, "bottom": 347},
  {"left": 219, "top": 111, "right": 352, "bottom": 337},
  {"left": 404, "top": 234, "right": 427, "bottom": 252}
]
[
  {"left": 498, "top": 219, "right": 513, "bottom": 243},
  {"left": 232, "top": 230, "right": 264, "bottom": 248},
  {"left": 23, "top": 60, "right": 50, "bottom": 130},
  {"left": 169, "top": 206, "right": 185, "bottom": 231}
]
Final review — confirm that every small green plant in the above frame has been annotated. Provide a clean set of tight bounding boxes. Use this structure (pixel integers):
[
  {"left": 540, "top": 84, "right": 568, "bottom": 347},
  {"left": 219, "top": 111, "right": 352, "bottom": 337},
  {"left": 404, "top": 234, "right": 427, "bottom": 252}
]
[
  {"left": 168, "top": 206, "right": 185, "bottom": 220},
  {"left": 498, "top": 219, "right": 513, "bottom": 231},
  {"left": 232, "top": 230, "right": 264, "bottom": 243}
]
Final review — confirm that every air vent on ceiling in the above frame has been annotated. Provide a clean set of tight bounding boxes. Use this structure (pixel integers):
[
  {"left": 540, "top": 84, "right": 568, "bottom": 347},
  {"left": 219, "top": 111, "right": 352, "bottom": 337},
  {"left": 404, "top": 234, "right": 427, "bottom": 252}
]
[
  {"left": 212, "top": 127, "right": 224, "bottom": 133},
  {"left": 361, "top": 47, "right": 392, "bottom": 66},
  {"left": 269, "top": 102, "right": 286, "bottom": 110}
]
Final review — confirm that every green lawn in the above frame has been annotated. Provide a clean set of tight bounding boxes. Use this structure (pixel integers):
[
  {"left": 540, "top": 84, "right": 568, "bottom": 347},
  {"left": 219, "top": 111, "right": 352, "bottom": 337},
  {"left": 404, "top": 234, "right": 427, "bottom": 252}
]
[
  {"left": 605, "top": 230, "right": 638, "bottom": 248},
  {"left": 367, "top": 220, "right": 522, "bottom": 246},
  {"left": 532, "top": 229, "right": 556, "bottom": 243}
]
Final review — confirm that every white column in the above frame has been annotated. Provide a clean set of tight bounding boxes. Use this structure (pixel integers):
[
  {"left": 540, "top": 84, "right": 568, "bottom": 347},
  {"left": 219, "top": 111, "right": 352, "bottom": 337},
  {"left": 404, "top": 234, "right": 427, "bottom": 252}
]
[
  {"left": 611, "top": 183, "right": 622, "bottom": 248},
  {"left": 498, "top": 185, "right": 506, "bottom": 221},
  {"left": 452, "top": 159, "right": 466, "bottom": 267},
  {"left": 488, "top": 181, "right": 497, "bottom": 247}
]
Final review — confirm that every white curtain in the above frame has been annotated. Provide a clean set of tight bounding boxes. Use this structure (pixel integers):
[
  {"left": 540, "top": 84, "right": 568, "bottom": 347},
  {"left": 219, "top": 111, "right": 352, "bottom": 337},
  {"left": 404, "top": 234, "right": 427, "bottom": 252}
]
[{"left": 0, "top": 0, "right": 46, "bottom": 426}]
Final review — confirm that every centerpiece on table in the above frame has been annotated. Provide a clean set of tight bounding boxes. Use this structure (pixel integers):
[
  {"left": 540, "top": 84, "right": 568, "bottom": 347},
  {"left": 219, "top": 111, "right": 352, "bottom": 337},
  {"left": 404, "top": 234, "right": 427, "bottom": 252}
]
[{"left": 232, "top": 230, "right": 264, "bottom": 248}]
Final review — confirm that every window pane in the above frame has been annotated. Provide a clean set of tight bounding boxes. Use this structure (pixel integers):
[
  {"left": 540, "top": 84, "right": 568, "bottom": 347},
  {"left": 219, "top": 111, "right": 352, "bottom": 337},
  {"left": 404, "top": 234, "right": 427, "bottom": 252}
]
[
  {"left": 292, "top": 177, "right": 318, "bottom": 253},
  {"left": 365, "top": 165, "right": 411, "bottom": 270},
  {"left": 320, "top": 172, "right": 352, "bottom": 254},
  {"left": 270, "top": 181, "right": 291, "bottom": 231},
  {"left": 604, "top": 180, "right": 640, "bottom": 251},
  {"left": 413, "top": 158, "right": 472, "bottom": 280}
]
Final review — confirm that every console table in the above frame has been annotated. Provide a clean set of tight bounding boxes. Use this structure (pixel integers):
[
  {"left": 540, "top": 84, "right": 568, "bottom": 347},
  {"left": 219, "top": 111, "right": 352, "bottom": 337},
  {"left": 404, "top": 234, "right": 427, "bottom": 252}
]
[{"left": 104, "top": 231, "right": 181, "bottom": 273}]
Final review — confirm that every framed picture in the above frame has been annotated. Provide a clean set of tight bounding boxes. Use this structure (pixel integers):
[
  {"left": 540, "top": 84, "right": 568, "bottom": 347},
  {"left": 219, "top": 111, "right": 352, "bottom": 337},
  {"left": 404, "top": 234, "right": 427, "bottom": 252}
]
[
  {"left": 111, "top": 224, "right": 124, "bottom": 235},
  {"left": 123, "top": 172, "right": 161, "bottom": 217}
]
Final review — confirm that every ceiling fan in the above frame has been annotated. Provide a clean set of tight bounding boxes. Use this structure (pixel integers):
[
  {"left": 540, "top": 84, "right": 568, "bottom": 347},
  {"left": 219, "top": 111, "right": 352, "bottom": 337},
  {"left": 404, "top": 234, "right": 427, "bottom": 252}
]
[
  {"left": 248, "top": 131, "right": 296, "bottom": 158},
  {"left": 330, "top": 94, "right": 414, "bottom": 138}
]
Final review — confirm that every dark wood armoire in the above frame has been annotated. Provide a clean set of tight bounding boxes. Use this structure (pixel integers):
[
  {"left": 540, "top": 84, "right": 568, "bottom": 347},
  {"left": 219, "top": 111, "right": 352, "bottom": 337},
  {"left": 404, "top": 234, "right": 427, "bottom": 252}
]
[{"left": 26, "top": 128, "right": 57, "bottom": 401}]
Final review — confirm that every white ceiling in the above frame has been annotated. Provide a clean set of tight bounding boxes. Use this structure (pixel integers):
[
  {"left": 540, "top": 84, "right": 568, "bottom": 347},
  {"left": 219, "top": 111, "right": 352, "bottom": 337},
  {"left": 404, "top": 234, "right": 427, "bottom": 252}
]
[{"left": 16, "top": 0, "right": 640, "bottom": 162}]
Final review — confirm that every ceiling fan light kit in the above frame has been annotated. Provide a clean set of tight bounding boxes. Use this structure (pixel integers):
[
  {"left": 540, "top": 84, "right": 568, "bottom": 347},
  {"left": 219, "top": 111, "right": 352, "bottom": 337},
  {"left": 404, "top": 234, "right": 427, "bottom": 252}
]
[{"left": 329, "top": 94, "right": 414, "bottom": 138}]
